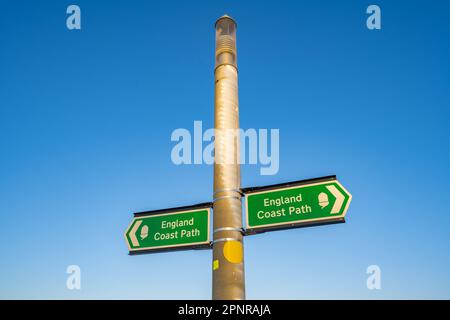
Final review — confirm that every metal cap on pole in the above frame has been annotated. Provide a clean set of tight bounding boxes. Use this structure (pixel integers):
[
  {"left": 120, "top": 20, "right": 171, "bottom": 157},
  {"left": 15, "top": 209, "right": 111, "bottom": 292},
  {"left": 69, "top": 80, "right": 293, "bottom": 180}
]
[{"left": 212, "top": 14, "right": 245, "bottom": 300}]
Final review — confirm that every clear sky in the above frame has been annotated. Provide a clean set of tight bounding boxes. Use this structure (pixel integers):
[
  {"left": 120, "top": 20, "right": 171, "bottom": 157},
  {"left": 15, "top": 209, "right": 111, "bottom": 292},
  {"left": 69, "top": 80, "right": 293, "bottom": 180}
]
[{"left": 1, "top": 0, "right": 449, "bottom": 299}]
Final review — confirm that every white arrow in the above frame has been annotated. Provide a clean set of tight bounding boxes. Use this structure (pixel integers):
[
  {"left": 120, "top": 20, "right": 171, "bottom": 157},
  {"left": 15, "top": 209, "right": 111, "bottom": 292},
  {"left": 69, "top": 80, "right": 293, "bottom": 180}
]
[
  {"left": 129, "top": 220, "right": 142, "bottom": 247},
  {"left": 326, "top": 185, "right": 345, "bottom": 214}
]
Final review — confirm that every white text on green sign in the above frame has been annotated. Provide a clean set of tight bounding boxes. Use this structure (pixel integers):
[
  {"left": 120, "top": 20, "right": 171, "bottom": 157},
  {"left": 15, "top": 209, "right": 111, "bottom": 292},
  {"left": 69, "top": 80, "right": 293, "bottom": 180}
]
[
  {"left": 125, "top": 208, "right": 211, "bottom": 252},
  {"left": 245, "top": 180, "right": 351, "bottom": 231}
]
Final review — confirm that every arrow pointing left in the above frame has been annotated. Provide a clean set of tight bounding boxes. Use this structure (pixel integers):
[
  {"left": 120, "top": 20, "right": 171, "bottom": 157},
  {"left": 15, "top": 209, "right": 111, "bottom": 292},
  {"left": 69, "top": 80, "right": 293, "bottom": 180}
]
[{"left": 129, "top": 220, "right": 142, "bottom": 247}]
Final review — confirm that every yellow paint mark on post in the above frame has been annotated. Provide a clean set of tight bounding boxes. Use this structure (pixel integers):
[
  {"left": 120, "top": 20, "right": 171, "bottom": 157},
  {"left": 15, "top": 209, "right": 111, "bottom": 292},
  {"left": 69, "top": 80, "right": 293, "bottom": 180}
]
[
  {"left": 213, "top": 259, "right": 219, "bottom": 270},
  {"left": 223, "top": 240, "right": 243, "bottom": 264}
]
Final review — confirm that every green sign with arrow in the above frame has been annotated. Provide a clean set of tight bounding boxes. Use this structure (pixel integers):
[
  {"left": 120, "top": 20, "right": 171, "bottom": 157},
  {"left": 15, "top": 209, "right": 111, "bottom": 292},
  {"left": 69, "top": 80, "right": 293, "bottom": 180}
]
[
  {"left": 125, "top": 205, "right": 211, "bottom": 254},
  {"left": 244, "top": 177, "right": 352, "bottom": 233}
]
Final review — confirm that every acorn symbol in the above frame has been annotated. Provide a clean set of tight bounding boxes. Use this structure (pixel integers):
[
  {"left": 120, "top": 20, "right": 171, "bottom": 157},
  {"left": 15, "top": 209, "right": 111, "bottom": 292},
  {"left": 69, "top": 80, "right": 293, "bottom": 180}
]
[
  {"left": 318, "top": 192, "right": 329, "bottom": 209},
  {"left": 140, "top": 225, "right": 149, "bottom": 240}
]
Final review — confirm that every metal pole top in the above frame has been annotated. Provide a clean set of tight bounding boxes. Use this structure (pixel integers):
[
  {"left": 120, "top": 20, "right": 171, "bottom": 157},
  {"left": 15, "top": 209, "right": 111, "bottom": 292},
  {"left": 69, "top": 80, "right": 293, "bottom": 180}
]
[{"left": 215, "top": 14, "right": 237, "bottom": 28}]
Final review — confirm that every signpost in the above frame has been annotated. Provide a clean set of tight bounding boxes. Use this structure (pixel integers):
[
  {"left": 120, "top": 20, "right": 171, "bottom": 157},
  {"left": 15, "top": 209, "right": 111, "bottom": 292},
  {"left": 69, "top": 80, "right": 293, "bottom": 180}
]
[
  {"left": 244, "top": 176, "right": 352, "bottom": 234},
  {"left": 124, "top": 15, "right": 353, "bottom": 300},
  {"left": 125, "top": 204, "right": 211, "bottom": 254}
]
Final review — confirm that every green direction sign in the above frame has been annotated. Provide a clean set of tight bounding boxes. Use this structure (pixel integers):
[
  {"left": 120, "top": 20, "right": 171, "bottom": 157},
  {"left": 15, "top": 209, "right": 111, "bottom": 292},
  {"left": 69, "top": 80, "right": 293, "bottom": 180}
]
[
  {"left": 125, "top": 206, "right": 211, "bottom": 254},
  {"left": 244, "top": 178, "right": 352, "bottom": 233}
]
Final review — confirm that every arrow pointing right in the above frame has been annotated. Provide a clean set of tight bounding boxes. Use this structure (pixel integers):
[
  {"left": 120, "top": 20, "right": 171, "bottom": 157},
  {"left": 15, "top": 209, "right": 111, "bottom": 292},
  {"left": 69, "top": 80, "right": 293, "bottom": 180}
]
[{"left": 326, "top": 185, "right": 345, "bottom": 214}]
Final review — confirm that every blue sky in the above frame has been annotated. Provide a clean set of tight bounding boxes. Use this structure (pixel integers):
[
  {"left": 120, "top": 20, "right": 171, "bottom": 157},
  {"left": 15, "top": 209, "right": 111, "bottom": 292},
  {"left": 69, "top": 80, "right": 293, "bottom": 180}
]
[{"left": 1, "top": 0, "right": 449, "bottom": 299}]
